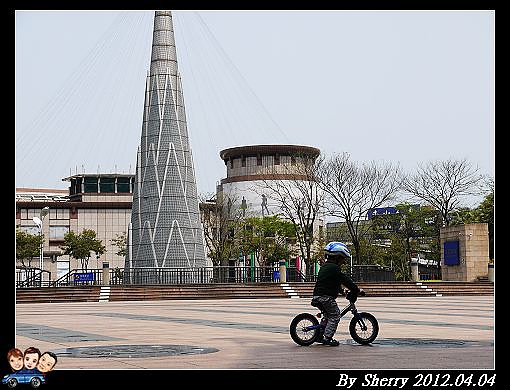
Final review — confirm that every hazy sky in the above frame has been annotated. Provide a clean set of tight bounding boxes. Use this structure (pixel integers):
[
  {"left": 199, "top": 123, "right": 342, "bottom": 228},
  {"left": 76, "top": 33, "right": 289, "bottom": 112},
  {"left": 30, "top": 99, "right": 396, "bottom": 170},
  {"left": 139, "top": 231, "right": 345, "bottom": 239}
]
[{"left": 15, "top": 10, "right": 494, "bottom": 203}]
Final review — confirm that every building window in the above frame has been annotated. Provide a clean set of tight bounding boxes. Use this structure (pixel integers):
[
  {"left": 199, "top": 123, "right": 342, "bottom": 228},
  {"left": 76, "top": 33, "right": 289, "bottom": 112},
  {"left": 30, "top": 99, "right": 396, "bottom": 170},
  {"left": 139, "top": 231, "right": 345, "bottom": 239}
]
[
  {"left": 75, "top": 178, "right": 82, "bottom": 194},
  {"left": 19, "top": 209, "right": 28, "bottom": 220},
  {"left": 50, "top": 209, "right": 69, "bottom": 220},
  {"left": 49, "top": 226, "right": 70, "bottom": 240},
  {"left": 117, "top": 177, "right": 131, "bottom": 193},
  {"left": 84, "top": 177, "right": 98, "bottom": 193},
  {"left": 70, "top": 178, "right": 82, "bottom": 195},
  {"left": 56, "top": 260, "right": 70, "bottom": 279},
  {"left": 27, "top": 209, "right": 42, "bottom": 220},
  {"left": 19, "top": 226, "right": 39, "bottom": 235},
  {"left": 99, "top": 177, "right": 115, "bottom": 193}
]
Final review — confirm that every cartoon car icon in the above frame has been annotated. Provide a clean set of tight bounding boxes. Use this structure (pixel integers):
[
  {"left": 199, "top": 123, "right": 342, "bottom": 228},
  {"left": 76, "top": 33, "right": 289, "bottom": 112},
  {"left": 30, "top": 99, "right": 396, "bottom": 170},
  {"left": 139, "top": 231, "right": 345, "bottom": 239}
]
[{"left": 2, "top": 370, "right": 46, "bottom": 388}]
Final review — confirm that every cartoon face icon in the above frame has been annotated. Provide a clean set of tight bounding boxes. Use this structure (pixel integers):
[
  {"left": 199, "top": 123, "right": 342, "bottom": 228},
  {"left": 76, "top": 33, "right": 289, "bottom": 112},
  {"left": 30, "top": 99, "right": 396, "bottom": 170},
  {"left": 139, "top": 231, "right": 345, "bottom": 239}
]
[
  {"left": 23, "top": 347, "right": 41, "bottom": 370},
  {"left": 37, "top": 352, "right": 57, "bottom": 373},
  {"left": 7, "top": 348, "right": 23, "bottom": 371}
]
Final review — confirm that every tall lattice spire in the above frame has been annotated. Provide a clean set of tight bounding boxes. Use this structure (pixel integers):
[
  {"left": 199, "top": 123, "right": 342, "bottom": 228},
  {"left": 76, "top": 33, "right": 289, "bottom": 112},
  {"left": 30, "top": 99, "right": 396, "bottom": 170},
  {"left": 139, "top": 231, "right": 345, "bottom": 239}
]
[{"left": 126, "top": 11, "right": 206, "bottom": 280}]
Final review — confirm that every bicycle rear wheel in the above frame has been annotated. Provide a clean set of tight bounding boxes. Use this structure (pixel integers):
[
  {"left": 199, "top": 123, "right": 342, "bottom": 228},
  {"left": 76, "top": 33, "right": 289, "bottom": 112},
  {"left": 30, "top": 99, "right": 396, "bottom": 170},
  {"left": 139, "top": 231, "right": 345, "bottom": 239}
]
[
  {"left": 349, "top": 312, "right": 379, "bottom": 345},
  {"left": 290, "top": 313, "right": 320, "bottom": 346}
]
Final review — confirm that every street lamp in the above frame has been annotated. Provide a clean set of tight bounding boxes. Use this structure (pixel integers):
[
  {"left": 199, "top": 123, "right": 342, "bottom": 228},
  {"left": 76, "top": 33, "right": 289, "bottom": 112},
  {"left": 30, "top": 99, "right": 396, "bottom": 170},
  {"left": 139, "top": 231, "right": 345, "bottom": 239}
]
[{"left": 32, "top": 207, "right": 49, "bottom": 270}]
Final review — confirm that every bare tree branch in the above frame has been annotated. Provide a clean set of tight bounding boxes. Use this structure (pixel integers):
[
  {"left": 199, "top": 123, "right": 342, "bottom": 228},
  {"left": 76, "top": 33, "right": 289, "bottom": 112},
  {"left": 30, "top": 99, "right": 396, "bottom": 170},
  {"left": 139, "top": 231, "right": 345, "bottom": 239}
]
[
  {"left": 199, "top": 190, "right": 245, "bottom": 267},
  {"left": 251, "top": 153, "right": 326, "bottom": 271},
  {"left": 319, "top": 152, "right": 401, "bottom": 265},
  {"left": 402, "top": 158, "right": 485, "bottom": 226}
]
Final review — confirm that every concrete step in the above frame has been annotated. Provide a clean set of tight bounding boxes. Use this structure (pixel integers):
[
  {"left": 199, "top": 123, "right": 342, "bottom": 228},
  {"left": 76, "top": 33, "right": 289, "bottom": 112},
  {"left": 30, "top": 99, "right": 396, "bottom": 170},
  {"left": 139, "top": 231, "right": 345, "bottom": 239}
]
[{"left": 16, "top": 281, "right": 494, "bottom": 303}]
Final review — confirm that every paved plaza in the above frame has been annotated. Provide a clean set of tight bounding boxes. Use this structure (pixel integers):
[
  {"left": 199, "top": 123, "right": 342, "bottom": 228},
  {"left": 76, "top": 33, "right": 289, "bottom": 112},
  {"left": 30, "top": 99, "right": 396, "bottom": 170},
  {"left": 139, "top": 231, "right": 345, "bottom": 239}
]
[{"left": 15, "top": 295, "right": 494, "bottom": 370}]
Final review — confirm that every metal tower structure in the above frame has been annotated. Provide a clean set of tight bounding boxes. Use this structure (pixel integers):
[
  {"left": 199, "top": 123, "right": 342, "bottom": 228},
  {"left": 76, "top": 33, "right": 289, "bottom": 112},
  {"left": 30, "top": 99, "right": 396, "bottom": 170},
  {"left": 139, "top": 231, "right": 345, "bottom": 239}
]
[{"left": 125, "top": 11, "right": 206, "bottom": 281}]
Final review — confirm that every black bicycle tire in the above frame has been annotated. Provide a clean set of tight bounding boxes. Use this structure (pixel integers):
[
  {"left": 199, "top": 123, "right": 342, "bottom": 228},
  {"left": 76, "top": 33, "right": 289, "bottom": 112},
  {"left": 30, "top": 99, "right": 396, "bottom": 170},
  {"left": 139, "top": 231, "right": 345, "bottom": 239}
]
[
  {"left": 349, "top": 312, "right": 379, "bottom": 345},
  {"left": 290, "top": 313, "right": 320, "bottom": 346}
]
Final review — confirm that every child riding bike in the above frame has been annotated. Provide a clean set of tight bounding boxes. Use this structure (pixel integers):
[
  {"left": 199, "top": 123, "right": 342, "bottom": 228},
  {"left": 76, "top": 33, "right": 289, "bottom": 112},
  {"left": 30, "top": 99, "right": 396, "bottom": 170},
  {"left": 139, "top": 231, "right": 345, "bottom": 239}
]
[{"left": 311, "top": 241, "right": 360, "bottom": 346}]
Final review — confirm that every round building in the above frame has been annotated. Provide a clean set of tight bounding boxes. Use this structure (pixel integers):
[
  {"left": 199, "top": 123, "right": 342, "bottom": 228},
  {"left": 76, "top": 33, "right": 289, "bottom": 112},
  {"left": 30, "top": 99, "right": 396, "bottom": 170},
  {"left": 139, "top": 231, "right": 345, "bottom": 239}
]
[{"left": 218, "top": 144, "right": 321, "bottom": 217}]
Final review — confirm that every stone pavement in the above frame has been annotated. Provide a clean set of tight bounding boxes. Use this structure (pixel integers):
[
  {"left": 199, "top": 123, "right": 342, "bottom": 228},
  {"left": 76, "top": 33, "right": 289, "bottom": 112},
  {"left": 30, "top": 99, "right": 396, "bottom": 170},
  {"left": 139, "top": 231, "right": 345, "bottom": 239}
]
[{"left": 15, "top": 295, "right": 494, "bottom": 370}]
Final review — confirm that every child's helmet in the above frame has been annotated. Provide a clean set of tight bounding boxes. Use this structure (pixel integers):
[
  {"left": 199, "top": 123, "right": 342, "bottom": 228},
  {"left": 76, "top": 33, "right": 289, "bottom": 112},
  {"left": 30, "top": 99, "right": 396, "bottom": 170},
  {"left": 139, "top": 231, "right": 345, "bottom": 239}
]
[{"left": 324, "top": 241, "right": 351, "bottom": 259}]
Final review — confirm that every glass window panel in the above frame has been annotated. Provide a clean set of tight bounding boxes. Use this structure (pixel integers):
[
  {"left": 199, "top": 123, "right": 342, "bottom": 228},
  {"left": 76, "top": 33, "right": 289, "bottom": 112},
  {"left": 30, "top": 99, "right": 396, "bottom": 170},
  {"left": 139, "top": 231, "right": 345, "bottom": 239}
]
[
  {"left": 84, "top": 177, "right": 98, "bottom": 193},
  {"left": 49, "top": 226, "right": 69, "bottom": 240},
  {"left": 100, "top": 177, "right": 115, "bottom": 193},
  {"left": 57, "top": 208, "right": 69, "bottom": 220},
  {"left": 19, "top": 226, "right": 40, "bottom": 235},
  {"left": 75, "top": 178, "right": 82, "bottom": 194},
  {"left": 117, "top": 177, "right": 130, "bottom": 193},
  {"left": 27, "top": 209, "right": 41, "bottom": 219}
]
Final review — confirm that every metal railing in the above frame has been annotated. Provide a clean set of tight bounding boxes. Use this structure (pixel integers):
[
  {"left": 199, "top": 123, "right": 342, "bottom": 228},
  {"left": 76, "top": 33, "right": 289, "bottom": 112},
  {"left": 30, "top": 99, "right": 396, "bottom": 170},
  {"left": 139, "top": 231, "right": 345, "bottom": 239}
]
[
  {"left": 16, "top": 268, "right": 52, "bottom": 288},
  {"left": 123, "top": 266, "right": 284, "bottom": 285},
  {"left": 49, "top": 268, "right": 123, "bottom": 287},
  {"left": 16, "top": 264, "right": 395, "bottom": 288},
  {"left": 350, "top": 264, "right": 395, "bottom": 282}
]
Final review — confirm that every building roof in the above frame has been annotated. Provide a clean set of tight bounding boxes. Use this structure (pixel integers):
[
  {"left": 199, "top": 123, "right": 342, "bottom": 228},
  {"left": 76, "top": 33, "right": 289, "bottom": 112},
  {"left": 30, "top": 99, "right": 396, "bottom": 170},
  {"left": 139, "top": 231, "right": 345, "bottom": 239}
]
[
  {"left": 61, "top": 173, "right": 135, "bottom": 182},
  {"left": 16, "top": 188, "right": 68, "bottom": 194},
  {"left": 219, "top": 144, "right": 320, "bottom": 162},
  {"left": 16, "top": 188, "right": 69, "bottom": 202}
]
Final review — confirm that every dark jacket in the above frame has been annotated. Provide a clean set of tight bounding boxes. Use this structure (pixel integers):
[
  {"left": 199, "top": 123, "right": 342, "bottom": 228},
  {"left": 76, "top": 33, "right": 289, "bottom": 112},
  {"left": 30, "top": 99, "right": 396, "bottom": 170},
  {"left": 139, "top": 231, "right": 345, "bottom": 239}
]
[{"left": 312, "top": 261, "right": 359, "bottom": 298}]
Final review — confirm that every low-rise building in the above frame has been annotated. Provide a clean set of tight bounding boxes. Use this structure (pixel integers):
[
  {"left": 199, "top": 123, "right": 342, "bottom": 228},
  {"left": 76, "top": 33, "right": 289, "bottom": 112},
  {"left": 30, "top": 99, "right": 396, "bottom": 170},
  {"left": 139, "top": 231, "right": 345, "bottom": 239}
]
[{"left": 16, "top": 174, "right": 134, "bottom": 281}]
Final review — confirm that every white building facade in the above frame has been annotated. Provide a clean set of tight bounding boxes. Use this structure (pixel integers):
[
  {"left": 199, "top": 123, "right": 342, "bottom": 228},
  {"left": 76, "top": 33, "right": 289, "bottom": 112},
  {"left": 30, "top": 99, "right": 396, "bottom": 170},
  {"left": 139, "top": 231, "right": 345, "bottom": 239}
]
[
  {"left": 219, "top": 144, "right": 323, "bottom": 216},
  {"left": 218, "top": 145, "right": 325, "bottom": 273}
]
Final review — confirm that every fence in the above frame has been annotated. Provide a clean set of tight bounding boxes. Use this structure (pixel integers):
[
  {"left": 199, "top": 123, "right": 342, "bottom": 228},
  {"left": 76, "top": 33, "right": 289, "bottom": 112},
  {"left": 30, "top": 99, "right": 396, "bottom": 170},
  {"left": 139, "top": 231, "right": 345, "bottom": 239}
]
[
  {"left": 16, "top": 268, "right": 52, "bottom": 288},
  {"left": 47, "top": 268, "right": 123, "bottom": 287},
  {"left": 123, "top": 266, "right": 281, "bottom": 285},
  {"left": 16, "top": 264, "right": 395, "bottom": 287},
  {"left": 350, "top": 264, "right": 395, "bottom": 282},
  {"left": 122, "top": 265, "right": 313, "bottom": 284}
]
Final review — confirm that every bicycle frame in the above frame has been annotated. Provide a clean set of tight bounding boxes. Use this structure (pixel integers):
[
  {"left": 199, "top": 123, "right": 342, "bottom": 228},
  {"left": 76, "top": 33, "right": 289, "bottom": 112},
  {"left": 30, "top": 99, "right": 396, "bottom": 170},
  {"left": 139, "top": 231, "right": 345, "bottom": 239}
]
[{"left": 303, "top": 301, "right": 367, "bottom": 332}]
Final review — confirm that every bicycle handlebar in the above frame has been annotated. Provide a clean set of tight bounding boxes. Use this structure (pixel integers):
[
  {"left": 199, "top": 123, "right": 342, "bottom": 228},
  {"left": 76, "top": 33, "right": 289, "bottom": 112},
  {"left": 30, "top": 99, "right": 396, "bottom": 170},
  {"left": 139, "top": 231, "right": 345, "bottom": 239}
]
[{"left": 341, "top": 288, "right": 366, "bottom": 297}]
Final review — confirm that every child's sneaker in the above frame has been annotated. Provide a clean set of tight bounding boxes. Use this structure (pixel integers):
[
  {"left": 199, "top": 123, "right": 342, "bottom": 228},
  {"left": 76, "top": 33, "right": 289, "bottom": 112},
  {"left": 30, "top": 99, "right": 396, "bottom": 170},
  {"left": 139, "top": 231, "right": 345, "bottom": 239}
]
[{"left": 320, "top": 337, "right": 340, "bottom": 346}]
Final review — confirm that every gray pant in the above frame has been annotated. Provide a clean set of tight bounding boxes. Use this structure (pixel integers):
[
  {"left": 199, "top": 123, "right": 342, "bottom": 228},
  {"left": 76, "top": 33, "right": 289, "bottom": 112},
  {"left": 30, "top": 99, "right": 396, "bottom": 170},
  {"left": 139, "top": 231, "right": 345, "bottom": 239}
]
[{"left": 311, "top": 296, "right": 341, "bottom": 339}]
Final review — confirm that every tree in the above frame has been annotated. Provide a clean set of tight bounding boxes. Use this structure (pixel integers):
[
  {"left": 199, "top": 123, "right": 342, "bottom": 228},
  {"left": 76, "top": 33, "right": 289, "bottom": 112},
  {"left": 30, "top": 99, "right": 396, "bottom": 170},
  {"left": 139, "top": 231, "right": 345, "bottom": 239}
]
[
  {"left": 402, "top": 158, "right": 485, "bottom": 227},
  {"left": 242, "top": 216, "right": 297, "bottom": 267},
  {"left": 319, "top": 152, "right": 401, "bottom": 266},
  {"left": 475, "top": 189, "right": 494, "bottom": 260},
  {"left": 110, "top": 232, "right": 127, "bottom": 282},
  {"left": 309, "top": 221, "right": 327, "bottom": 269},
  {"left": 111, "top": 232, "right": 127, "bottom": 257},
  {"left": 60, "top": 229, "right": 106, "bottom": 271},
  {"left": 255, "top": 153, "right": 326, "bottom": 273},
  {"left": 371, "top": 203, "right": 441, "bottom": 280},
  {"left": 199, "top": 191, "right": 245, "bottom": 268},
  {"left": 16, "top": 228, "right": 44, "bottom": 268}
]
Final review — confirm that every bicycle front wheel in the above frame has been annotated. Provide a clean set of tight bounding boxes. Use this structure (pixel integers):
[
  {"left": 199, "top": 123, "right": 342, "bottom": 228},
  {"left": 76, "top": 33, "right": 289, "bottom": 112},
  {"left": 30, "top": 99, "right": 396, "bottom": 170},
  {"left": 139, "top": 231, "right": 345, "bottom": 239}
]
[
  {"left": 349, "top": 312, "right": 379, "bottom": 345},
  {"left": 290, "top": 313, "right": 320, "bottom": 346}
]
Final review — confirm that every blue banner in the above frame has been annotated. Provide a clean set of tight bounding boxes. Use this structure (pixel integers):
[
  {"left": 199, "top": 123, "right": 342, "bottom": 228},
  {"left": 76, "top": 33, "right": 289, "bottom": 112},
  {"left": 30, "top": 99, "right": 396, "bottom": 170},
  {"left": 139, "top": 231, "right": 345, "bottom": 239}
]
[
  {"left": 367, "top": 207, "right": 398, "bottom": 219},
  {"left": 444, "top": 241, "right": 460, "bottom": 265},
  {"left": 74, "top": 272, "right": 95, "bottom": 282}
]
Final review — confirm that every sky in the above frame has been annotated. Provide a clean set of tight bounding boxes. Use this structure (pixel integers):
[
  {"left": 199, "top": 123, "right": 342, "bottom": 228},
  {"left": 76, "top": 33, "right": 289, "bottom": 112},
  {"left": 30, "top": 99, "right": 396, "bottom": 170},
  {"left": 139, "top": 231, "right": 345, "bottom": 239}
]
[{"left": 15, "top": 10, "right": 494, "bottom": 205}]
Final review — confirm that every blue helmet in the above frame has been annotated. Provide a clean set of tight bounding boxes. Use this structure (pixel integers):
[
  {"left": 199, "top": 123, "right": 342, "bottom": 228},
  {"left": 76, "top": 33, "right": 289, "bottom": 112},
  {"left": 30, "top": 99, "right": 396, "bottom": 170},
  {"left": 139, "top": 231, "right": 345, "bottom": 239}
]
[{"left": 324, "top": 241, "right": 351, "bottom": 259}]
